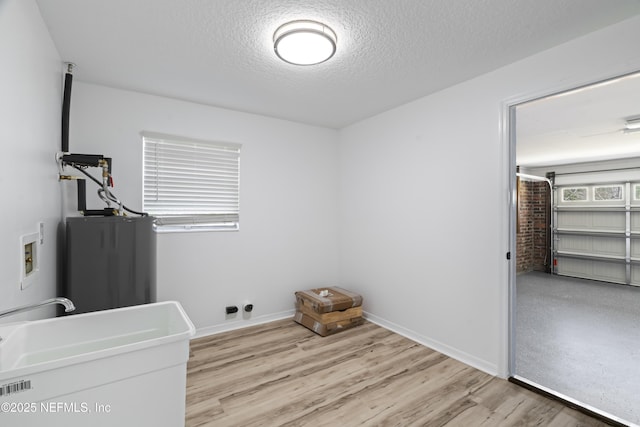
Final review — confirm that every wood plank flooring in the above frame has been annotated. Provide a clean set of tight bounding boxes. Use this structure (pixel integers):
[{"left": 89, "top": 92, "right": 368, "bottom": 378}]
[{"left": 186, "top": 319, "right": 607, "bottom": 426}]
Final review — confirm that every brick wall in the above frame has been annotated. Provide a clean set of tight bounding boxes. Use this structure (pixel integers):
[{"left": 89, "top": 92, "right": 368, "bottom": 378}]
[{"left": 516, "top": 180, "right": 549, "bottom": 273}]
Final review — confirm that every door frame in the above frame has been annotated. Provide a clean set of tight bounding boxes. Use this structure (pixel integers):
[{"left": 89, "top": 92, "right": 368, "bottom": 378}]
[
  {"left": 505, "top": 69, "right": 640, "bottom": 377},
  {"left": 503, "top": 70, "right": 640, "bottom": 425}
]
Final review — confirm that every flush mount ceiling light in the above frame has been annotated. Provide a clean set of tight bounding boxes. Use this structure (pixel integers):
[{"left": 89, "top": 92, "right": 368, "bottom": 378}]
[{"left": 273, "top": 20, "right": 337, "bottom": 66}]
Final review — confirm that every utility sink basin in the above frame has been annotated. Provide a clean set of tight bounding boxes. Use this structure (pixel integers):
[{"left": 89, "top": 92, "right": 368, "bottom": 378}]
[
  {"left": 0, "top": 301, "right": 195, "bottom": 427},
  {"left": 0, "top": 301, "right": 194, "bottom": 373}
]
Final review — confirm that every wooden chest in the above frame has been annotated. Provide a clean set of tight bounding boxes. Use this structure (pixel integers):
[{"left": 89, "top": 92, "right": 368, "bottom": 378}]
[{"left": 294, "top": 286, "right": 363, "bottom": 336}]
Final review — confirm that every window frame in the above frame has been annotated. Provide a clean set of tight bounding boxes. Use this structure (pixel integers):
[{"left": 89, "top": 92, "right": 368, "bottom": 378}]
[
  {"left": 593, "top": 184, "right": 624, "bottom": 202},
  {"left": 142, "top": 132, "right": 241, "bottom": 233},
  {"left": 561, "top": 186, "right": 589, "bottom": 202},
  {"left": 633, "top": 184, "right": 640, "bottom": 201}
]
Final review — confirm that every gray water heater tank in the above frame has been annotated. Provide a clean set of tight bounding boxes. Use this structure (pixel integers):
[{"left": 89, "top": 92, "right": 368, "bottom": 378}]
[{"left": 64, "top": 216, "right": 156, "bottom": 315}]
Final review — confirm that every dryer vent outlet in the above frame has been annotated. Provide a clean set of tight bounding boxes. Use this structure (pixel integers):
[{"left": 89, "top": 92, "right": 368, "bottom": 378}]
[{"left": 225, "top": 305, "right": 239, "bottom": 315}]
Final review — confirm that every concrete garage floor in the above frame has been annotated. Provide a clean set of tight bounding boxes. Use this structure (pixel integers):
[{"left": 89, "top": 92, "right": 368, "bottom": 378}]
[{"left": 516, "top": 271, "right": 640, "bottom": 426}]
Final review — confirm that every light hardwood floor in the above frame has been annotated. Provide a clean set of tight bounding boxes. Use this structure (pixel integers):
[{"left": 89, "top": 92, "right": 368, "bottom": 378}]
[{"left": 186, "top": 319, "right": 607, "bottom": 426}]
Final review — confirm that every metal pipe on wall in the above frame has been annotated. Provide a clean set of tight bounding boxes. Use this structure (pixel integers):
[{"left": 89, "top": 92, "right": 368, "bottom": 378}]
[{"left": 516, "top": 172, "right": 552, "bottom": 190}]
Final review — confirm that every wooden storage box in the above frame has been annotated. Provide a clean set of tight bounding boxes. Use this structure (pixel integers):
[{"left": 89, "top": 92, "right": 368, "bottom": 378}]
[{"left": 294, "top": 286, "right": 363, "bottom": 336}]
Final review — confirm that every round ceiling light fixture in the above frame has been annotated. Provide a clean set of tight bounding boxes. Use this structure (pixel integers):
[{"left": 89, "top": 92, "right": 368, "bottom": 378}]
[{"left": 273, "top": 20, "right": 337, "bottom": 66}]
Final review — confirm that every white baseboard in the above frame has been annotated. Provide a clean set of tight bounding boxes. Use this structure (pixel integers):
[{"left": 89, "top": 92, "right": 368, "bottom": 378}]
[
  {"left": 363, "top": 311, "right": 498, "bottom": 376},
  {"left": 192, "top": 308, "right": 498, "bottom": 376},
  {"left": 192, "top": 309, "right": 296, "bottom": 339}
]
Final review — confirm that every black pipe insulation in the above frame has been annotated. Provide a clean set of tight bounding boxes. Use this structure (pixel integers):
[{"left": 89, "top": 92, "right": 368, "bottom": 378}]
[
  {"left": 62, "top": 71, "right": 73, "bottom": 153},
  {"left": 60, "top": 63, "right": 147, "bottom": 218},
  {"left": 77, "top": 179, "right": 86, "bottom": 212}
]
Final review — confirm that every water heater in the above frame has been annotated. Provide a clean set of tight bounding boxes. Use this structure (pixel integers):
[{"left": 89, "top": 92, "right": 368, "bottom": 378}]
[{"left": 64, "top": 216, "right": 156, "bottom": 314}]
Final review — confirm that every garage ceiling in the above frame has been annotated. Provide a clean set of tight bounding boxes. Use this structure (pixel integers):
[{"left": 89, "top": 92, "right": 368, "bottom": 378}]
[{"left": 516, "top": 72, "right": 640, "bottom": 167}]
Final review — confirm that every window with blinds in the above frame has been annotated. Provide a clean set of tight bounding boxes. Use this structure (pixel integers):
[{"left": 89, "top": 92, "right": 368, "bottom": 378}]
[{"left": 142, "top": 133, "right": 241, "bottom": 232}]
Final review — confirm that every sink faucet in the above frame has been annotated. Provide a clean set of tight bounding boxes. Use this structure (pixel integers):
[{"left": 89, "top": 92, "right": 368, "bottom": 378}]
[{"left": 0, "top": 297, "right": 76, "bottom": 319}]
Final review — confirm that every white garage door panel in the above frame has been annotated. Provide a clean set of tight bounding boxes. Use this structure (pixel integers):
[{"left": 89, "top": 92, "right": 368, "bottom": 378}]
[
  {"left": 631, "top": 239, "right": 640, "bottom": 259},
  {"left": 630, "top": 264, "right": 640, "bottom": 286},
  {"left": 630, "top": 212, "right": 640, "bottom": 232},
  {"left": 556, "top": 258, "right": 626, "bottom": 284},
  {"left": 557, "top": 211, "right": 625, "bottom": 231},
  {"left": 554, "top": 180, "right": 639, "bottom": 286},
  {"left": 557, "top": 235, "right": 625, "bottom": 257}
]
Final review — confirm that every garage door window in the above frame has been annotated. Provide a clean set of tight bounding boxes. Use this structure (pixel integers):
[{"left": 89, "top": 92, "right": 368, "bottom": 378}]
[
  {"left": 594, "top": 185, "right": 623, "bottom": 201},
  {"left": 562, "top": 187, "right": 588, "bottom": 202}
]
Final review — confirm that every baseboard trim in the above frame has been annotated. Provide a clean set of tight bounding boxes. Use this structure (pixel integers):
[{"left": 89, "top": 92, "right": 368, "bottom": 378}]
[
  {"left": 363, "top": 311, "right": 498, "bottom": 376},
  {"left": 192, "top": 309, "right": 296, "bottom": 339},
  {"left": 192, "top": 308, "right": 498, "bottom": 376}
]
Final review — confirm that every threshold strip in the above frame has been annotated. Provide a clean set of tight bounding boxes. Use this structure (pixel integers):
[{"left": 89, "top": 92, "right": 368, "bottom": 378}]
[{"left": 508, "top": 375, "right": 635, "bottom": 427}]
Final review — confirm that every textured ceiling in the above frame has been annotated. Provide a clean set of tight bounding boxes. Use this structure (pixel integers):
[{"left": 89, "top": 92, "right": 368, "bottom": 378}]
[{"left": 36, "top": 0, "right": 640, "bottom": 129}]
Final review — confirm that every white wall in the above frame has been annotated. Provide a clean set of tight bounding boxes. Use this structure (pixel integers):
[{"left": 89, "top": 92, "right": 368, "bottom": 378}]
[
  {"left": 68, "top": 83, "right": 340, "bottom": 332},
  {"left": 56, "top": 11, "right": 640, "bottom": 378},
  {"left": 338, "top": 15, "right": 640, "bottom": 376},
  {"left": 0, "top": 0, "right": 62, "bottom": 319}
]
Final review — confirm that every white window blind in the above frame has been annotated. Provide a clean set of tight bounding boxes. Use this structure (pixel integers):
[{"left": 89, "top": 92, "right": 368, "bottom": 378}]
[{"left": 142, "top": 133, "right": 241, "bottom": 232}]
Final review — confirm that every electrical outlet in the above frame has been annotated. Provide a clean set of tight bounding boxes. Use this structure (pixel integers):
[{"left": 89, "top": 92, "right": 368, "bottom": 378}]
[{"left": 242, "top": 302, "right": 253, "bottom": 320}]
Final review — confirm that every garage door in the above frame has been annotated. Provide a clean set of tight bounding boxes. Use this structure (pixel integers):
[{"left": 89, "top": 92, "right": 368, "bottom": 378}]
[{"left": 553, "top": 182, "right": 640, "bottom": 286}]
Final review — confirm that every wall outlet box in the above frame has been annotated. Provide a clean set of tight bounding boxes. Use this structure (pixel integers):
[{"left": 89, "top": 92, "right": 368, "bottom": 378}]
[{"left": 20, "top": 231, "right": 40, "bottom": 289}]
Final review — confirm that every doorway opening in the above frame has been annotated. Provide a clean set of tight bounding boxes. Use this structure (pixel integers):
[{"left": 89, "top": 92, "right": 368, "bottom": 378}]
[{"left": 510, "top": 71, "right": 640, "bottom": 426}]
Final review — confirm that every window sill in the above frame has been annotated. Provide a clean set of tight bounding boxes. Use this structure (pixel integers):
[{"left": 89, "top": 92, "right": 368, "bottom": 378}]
[{"left": 153, "top": 223, "right": 239, "bottom": 233}]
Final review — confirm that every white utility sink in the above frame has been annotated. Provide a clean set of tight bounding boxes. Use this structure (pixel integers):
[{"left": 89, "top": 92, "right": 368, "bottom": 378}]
[{"left": 0, "top": 301, "right": 195, "bottom": 427}]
